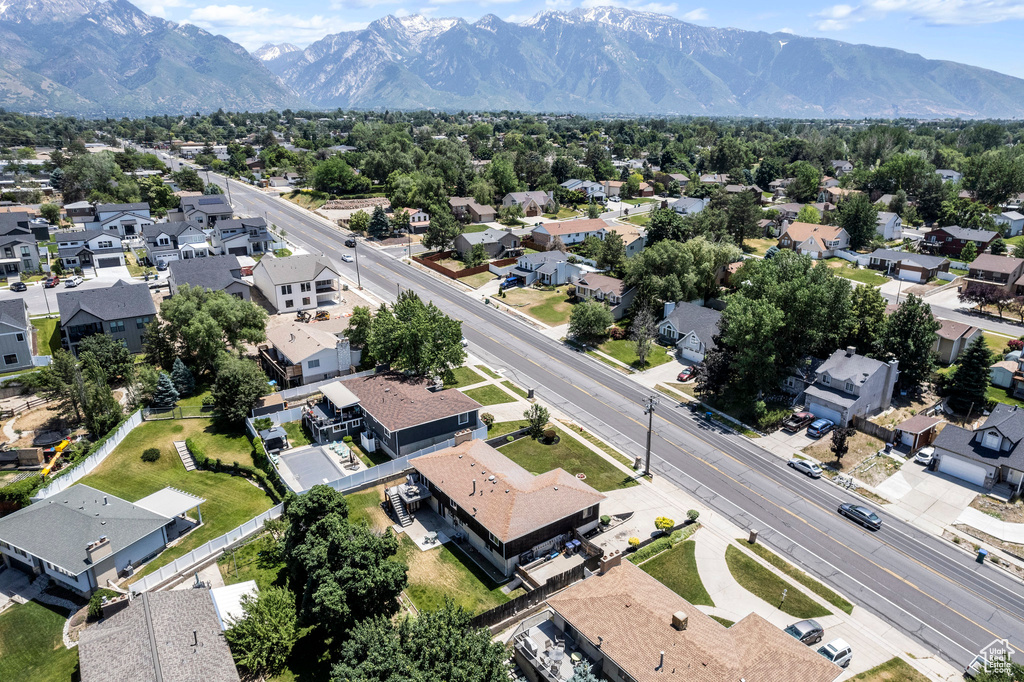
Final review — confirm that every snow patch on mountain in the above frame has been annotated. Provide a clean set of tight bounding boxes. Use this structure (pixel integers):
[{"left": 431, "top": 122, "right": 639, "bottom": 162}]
[{"left": 254, "top": 42, "right": 300, "bottom": 61}]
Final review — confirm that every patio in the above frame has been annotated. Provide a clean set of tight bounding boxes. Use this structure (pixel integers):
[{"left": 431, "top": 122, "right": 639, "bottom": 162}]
[
  {"left": 398, "top": 507, "right": 509, "bottom": 584},
  {"left": 274, "top": 442, "right": 365, "bottom": 493},
  {"left": 514, "top": 614, "right": 593, "bottom": 682}
]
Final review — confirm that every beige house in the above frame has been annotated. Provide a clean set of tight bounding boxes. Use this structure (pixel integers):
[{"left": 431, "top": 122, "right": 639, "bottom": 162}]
[{"left": 777, "top": 221, "right": 851, "bottom": 260}]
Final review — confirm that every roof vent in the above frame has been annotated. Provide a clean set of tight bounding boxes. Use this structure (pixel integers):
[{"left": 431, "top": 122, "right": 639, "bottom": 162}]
[{"left": 553, "top": 486, "right": 558, "bottom": 491}]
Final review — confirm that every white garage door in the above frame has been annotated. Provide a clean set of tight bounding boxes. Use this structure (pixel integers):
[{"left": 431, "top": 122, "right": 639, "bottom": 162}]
[
  {"left": 937, "top": 456, "right": 987, "bottom": 487},
  {"left": 680, "top": 347, "right": 703, "bottom": 363},
  {"left": 808, "top": 403, "right": 843, "bottom": 426}
]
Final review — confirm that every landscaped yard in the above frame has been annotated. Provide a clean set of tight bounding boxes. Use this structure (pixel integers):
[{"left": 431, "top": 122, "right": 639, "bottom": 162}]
[
  {"left": 218, "top": 531, "right": 286, "bottom": 591},
  {"left": 743, "top": 238, "right": 777, "bottom": 257},
  {"left": 621, "top": 197, "right": 657, "bottom": 205},
  {"left": 0, "top": 600, "right": 78, "bottom": 682},
  {"left": 444, "top": 365, "right": 485, "bottom": 389},
  {"left": 741, "top": 540, "right": 853, "bottom": 614},
  {"left": 639, "top": 541, "right": 714, "bottom": 606},
  {"left": 280, "top": 420, "right": 312, "bottom": 448},
  {"left": 498, "top": 430, "right": 637, "bottom": 491},
  {"left": 848, "top": 657, "right": 930, "bottom": 682},
  {"left": 30, "top": 317, "right": 60, "bottom": 355},
  {"left": 805, "top": 429, "right": 885, "bottom": 473},
  {"left": 464, "top": 384, "right": 517, "bottom": 406},
  {"left": 460, "top": 271, "right": 496, "bottom": 289},
  {"left": 500, "top": 286, "right": 574, "bottom": 326},
  {"left": 597, "top": 338, "right": 672, "bottom": 370},
  {"left": 542, "top": 208, "right": 580, "bottom": 219},
  {"left": 501, "top": 379, "right": 529, "bottom": 399},
  {"left": 124, "top": 252, "right": 148, "bottom": 278},
  {"left": 77, "top": 418, "right": 275, "bottom": 578},
  {"left": 626, "top": 214, "right": 651, "bottom": 226},
  {"left": 724, "top": 544, "right": 830, "bottom": 619},
  {"left": 987, "top": 384, "right": 1024, "bottom": 409},
  {"left": 983, "top": 331, "right": 1015, "bottom": 356},
  {"left": 820, "top": 258, "right": 889, "bottom": 286},
  {"left": 488, "top": 419, "right": 530, "bottom": 438},
  {"left": 462, "top": 224, "right": 491, "bottom": 234},
  {"left": 476, "top": 364, "right": 500, "bottom": 379}
]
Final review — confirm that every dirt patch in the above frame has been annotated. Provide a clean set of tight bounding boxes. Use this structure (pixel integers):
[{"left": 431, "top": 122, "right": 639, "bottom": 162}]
[
  {"left": 947, "top": 527, "right": 1024, "bottom": 581},
  {"left": 805, "top": 430, "right": 886, "bottom": 473},
  {"left": 10, "top": 404, "right": 66, "bottom": 433},
  {"left": 869, "top": 392, "right": 940, "bottom": 429},
  {"left": 971, "top": 494, "right": 1024, "bottom": 524}
]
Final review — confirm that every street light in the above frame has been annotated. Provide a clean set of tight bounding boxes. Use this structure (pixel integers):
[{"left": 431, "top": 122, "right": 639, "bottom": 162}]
[{"left": 643, "top": 395, "right": 659, "bottom": 476}]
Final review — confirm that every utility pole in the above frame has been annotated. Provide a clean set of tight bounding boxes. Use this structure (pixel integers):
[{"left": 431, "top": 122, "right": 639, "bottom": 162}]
[
  {"left": 353, "top": 238, "right": 362, "bottom": 289},
  {"left": 643, "top": 395, "right": 659, "bottom": 476}
]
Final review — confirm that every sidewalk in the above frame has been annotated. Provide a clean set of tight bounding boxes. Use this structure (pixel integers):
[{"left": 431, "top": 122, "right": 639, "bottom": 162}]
[{"left": 956, "top": 507, "right": 1024, "bottom": 543}]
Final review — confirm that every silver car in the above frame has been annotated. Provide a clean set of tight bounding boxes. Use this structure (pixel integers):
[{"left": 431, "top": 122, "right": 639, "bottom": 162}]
[
  {"left": 784, "top": 619, "right": 824, "bottom": 645},
  {"left": 788, "top": 459, "right": 823, "bottom": 478}
]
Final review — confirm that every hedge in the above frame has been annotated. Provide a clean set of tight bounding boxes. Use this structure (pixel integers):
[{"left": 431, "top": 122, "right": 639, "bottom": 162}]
[
  {"left": 185, "top": 436, "right": 286, "bottom": 503},
  {"left": 628, "top": 522, "right": 702, "bottom": 565}
]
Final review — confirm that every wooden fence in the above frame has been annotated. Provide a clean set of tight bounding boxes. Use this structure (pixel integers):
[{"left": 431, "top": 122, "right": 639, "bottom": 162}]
[
  {"left": 468, "top": 564, "right": 585, "bottom": 629},
  {"left": 413, "top": 251, "right": 519, "bottom": 281},
  {"left": 0, "top": 396, "right": 51, "bottom": 419},
  {"left": 851, "top": 415, "right": 895, "bottom": 443}
]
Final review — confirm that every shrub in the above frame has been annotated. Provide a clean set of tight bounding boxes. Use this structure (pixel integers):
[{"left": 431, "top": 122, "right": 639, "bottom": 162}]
[
  {"left": 506, "top": 435, "right": 514, "bottom": 442},
  {"left": 542, "top": 428, "right": 557, "bottom": 443},
  {"left": 1009, "top": 339, "right": 1024, "bottom": 352},
  {"left": 342, "top": 435, "right": 353, "bottom": 444},
  {"left": 654, "top": 516, "right": 674, "bottom": 532},
  {"left": 481, "top": 412, "right": 495, "bottom": 428},
  {"left": 202, "top": 395, "right": 216, "bottom": 407},
  {"left": 627, "top": 537, "right": 671, "bottom": 564},
  {"left": 600, "top": 515, "right": 611, "bottom": 525},
  {"left": 253, "top": 417, "right": 273, "bottom": 432},
  {"left": 141, "top": 448, "right": 161, "bottom": 463},
  {"left": 608, "top": 326, "right": 627, "bottom": 340},
  {"left": 628, "top": 537, "right": 640, "bottom": 548},
  {"left": 687, "top": 509, "right": 700, "bottom": 522},
  {"left": 88, "top": 588, "right": 120, "bottom": 620}
]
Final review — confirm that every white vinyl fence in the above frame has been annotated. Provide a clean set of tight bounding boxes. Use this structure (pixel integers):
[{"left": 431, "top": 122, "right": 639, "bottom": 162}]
[
  {"left": 32, "top": 410, "right": 143, "bottom": 500},
  {"left": 834, "top": 249, "right": 871, "bottom": 266},
  {"left": 132, "top": 503, "right": 284, "bottom": 593}
]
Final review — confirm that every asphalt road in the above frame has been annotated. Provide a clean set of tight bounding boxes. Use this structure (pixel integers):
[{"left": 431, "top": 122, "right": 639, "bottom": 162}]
[{"left": 210, "top": 171, "right": 1024, "bottom": 670}]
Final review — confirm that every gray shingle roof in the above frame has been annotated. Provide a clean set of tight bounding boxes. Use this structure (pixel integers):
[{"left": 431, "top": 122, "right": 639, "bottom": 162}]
[
  {"left": 937, "top": 225, "right": 998, "bottom": 242},
  {"left": 458, "top": 228, "right": 512, "bottom": 247},
  {"left": 55, "top": 228, "right": 119, "bottom": 242},
  {"left": 981, "top": 403, "right": 1024, "bottom": 443},
  {"left": 168, "top": 255, "right": 244, "bottom": 293},
  {"left": 816, "top": 348, "right": 889, "bottom": 387},
  {"left": 142, "top": 223, "right": 200, "bottom": 240},
  {"left": 933, "top": 408, "right": 1024, "bottom": 471},
  {"left": 180, "top": 195, "right": 232, "bottom": 215},
  {"left": 58, "top": 280, "right": 157, "bottom": 324},
  {"left": 803, "top": 384, "right": 860, "bottom": 409},
  {"left": 96, "top": 202, "right": 150, "bottom": 213},
  {"left": 869, "top": 249, "right": 948, "bottom": 270},
  {"left": 78, "top": 590, "right": 240, "bottom": 682},
  {"left": 254, "top": 253, "right": 341, "bottom": 285},
  {"left": 0, "top": 299, "right": 28, "bottom": 329},
  {"left": 660, "top": 302, "right": 721, "bottom": 350},
  {"left": 0, "top": 485, "right": 169, "bottom": 575}
]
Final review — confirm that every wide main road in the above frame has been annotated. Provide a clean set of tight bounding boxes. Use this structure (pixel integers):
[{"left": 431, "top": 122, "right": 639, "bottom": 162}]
[{"left": 215, "top": 173, "right": 1023, "bottom": 669}]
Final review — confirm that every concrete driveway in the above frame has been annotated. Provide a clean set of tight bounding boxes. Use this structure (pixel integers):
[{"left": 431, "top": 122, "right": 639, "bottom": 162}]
[{"left": 875, "top": 462, "right": 982, "bottom": 534}]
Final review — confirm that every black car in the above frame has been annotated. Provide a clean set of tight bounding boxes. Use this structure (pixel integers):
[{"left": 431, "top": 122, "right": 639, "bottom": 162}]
[
  {"left": 838, "top": 503, "right": 882, "bottom": 530},
  {"left": 344, "top": 238, "right": 357, "bottom": 248},
  {"left": 9, "top": 281, "right": 27, "bottom": 292},
  {"left": 156, "top": 261, "right": 168, "bottom": 271},
  {"left": 784, "top": 619, "right": 824, "bottom": 645}
]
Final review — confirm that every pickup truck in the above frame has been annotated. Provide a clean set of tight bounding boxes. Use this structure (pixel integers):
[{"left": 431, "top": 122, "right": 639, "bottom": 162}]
[{"left": 781, "top": 411, "right": 815, "bottom": 433}]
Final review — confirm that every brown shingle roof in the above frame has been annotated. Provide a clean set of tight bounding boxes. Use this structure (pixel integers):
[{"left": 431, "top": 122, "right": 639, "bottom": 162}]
[
  {"left": 412, "top": 439, "right": 605, "bottom": 542},
  {"left": 936, "top": 319, "right": 978, "bottom": 341},
  {"left": 897, "top": 414, "right": 941, "bottom": 434},
  {"left": 970, "top": 254, "right": 1024, "bottom": 275},
  {"left": 578, "top": 273, "right": 628, "bottom": 296},
  {"left": 341, "top": 373, "right": 480, "bottom": 432},
  {"left": 781, "top": 221, "right": 845, "bottom": 245},
  {"left": 537, "top": 218, "right": 608, "bottom": 237},
  {"left": 547, "top": 561, "right": 841, "bottom": 682}
]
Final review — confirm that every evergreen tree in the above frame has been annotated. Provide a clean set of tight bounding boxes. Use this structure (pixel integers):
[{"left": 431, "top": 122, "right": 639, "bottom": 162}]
[
  {"left": 170, "top": 357, "right": 195, "bottom": 397},
  {"left": 152, "top": 372, "right": 179, "bottom": 408},
  {"left": 81, "top": 354, "right": 122, "bottom": 436},
  {"left": 836, "top": 193, "right": 879, "bottom": 250},
  {"left": 368, "top": 204, "right": 391, "bottom": 239},
  {"left": 949, "top": 336, "right": 994, "bottom": 414}
]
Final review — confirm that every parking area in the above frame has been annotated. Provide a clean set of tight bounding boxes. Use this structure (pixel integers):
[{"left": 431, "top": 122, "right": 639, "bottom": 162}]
[{"left": 875, "top": 462, "right": 982, "bottom": 534}]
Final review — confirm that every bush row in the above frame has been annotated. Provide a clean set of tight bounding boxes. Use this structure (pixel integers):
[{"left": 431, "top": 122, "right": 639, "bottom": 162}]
[
  {"left": 185, "top": 436, "right": 287, "bottom": 503},
  {"left": 627, "top": 522, "right": 702, "bottom": 565}
]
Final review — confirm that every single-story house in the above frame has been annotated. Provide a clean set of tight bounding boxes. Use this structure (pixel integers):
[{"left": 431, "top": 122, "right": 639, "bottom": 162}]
[
  {"left": 453, "top": 228, "right": 521, "bottom": 260},
  {"left": 57, "top": 280, "right": 157, "bottom": 354},
  {"left": 991, "top": 360, "right": 1017, "bottom": 388},
  {"left": 670, "top": 196, "right": 707, "bottom": 216},
  {"left": 658, "top": 301, "right": 722, "bottom": 363},
  {"left": 531, "top": 218, "right": 607, "bottom": 247},
  {"left": 895, "top": 414, "right": 941, "bottom": 451},
  {"left": 867, "top": 249, "right": 949, "bottom": 282},
  {"left": 777, "top": 221, "right": 851, "bottom": 260},
  {"left": 936, "top": 169, "right": 963, "bottom": 183},
  {"left": 605, "top": 222, "right": 646, "bottom": 257},
  {"left": 411, "top": 439, "right": 605, "bottom": 577},
  {"left": 802, "top": 347, "right": 899, "bottom": 427},
  {"left": 574, "top": 274, "right": 636, "bottom": 320},
  {"left": 168, "top": 254, "right": 250, "bottom": 299},
  {"left": 817, "top": 187, "right": 861, "bottom": 203},
  {"left": 931, "top": 404, "right": 1024, "bottom": 491},
  {"left": 933, "top": 319, "right": 983, "bottom": 365}
]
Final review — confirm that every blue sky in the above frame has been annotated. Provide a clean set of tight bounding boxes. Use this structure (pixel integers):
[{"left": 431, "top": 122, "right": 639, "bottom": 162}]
[{"left": 133, "top": 0, "right": 1024, "bottom": 79}]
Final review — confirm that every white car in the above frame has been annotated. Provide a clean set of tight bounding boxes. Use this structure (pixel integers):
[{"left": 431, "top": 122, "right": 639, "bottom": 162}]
[
  {"left": 788, "top": 458, "right": 822, "bottom": 478},
  {"left": 914, "top": 446, "right": 935, "bottom": 465},
  {"left": 461, "top": 337, "right": 469, "bottom": 347},
  {"left": 63, "top": 276, "right": 84, "bottom": 288},
  {"left": 817, "top": 638, "right": 852, "bottom": 668},
  {"left": 341, "top": 254, "right": 354, "bottom": 263}
]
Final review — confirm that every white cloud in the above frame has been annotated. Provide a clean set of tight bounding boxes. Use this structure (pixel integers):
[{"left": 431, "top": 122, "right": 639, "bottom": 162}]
[
  {"left": 813, "top": 0, "right": 1024, "bottom": 29},
  {"left": 545, "top": 0, "right": 573, "bottom": 7},
  {"left": 185, "top": 4, "right": 362, "bottom": 47},
  {"left": 504, "top": 12, "right": 534, "bottom": 22},
  {"left": 681, "top": 7, "right": 708, "bottom": 20},
  {"left": 328, "top": 0, "right": 403, "bottom": 8},
  {"left": 814, "top": 3, "right": 864, "bottom": 30},
  {"left": 132, "top": 0, "right": 192, "bottom": 18},
  {"left": 778, "top": 26, "right": 795, "bottom": 33},
  {"left": 579, "top": 0, "right": 679, "bottom": 12},
  {"left": 429, "top": 0, "right": 519, "bottom": 5}
]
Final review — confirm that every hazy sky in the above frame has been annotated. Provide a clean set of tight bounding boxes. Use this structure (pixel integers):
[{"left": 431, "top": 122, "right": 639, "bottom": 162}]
[{"left": 132, "top": 0, "right": 1024, "bottom": 79}]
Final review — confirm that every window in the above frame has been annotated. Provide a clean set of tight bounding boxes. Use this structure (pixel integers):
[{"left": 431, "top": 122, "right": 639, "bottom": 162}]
[
  {"left": 300, "top": 282, "right": 311, "bottom": 292},
  {"left": 983, "top": 431, "right": 1001, "bottom": 450},
  {"left": 20, "top": 246, "right": 30, "bottom": 256},
  {"left": 285, "top": 299, "right": 294, "bottom": 309},
  {"left": 583, "top": 506, "right": 594, "bottom": 519},
  {"left": 3, "top": 354, "right": 17, "bottom": 365},
  {"left": 136, "top": 316, "right": 150, "bottom": 329},
  {"left": 488, "top": 532, "right": 498, "bottom": 545},
  {"left": 158, "top": 237, "right": 170, "bottom": 246},
  {"left": 845, "top": 382, "right": 855, "bottom": 392},
  {"left": 109, "top": 320, "right": 125, "bottom": 333},
  {"left": 450, "top": 498, "right": 457, "bottom": 509},
  {"left": 98, "top": 241, "right": 113, "bottom": 249},
  {"left": 15, "top": 333, "right": 23, "bottom": 342},
  {"left": 458, "top": 413, "right": 469, "bottom": 425},
  {"left": 382, "top": 426, "right": 391, "bottom": 439},
  {"left": 308, "top": 359, "right": 320, "bottom": 369},
  {"left": 822, "top": 375, "right": 831, "bottom": 385},
  {"left": 302, "top": 297, "right": 310, "bottom": 306},
  {"left": 281, "top": 285, "right": 292, "bottom": 295}
]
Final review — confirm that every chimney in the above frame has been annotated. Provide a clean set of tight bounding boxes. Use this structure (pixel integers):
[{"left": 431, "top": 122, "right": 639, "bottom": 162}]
[
  {"left": 86, "top": 536, "right": 112, "bottom": 564},
  {"left": 846, "top": 346, "right": 856, "bottom": 356},
  {"left": 599, "top": 549, "right": 621, "bottom": 574},
  {"left": 454, "top": 428, "right": 472, "bottom": 446},
  {"left": 672, "top": 611, "right": 688, "bottom": 631}
]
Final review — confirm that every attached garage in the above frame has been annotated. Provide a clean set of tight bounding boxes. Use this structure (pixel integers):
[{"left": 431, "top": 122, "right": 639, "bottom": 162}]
[
  {"left": 96, "top": 257, "right": 122, "bottom": 268},
  {"left": 806, "top": 402, "right": 844, "bottom": 427},
  {"left": 937, "top": 455, "right": 988, "bottom": 487},
  {"left": 228, "top": 246, "right": 248, "bottom": 256}
]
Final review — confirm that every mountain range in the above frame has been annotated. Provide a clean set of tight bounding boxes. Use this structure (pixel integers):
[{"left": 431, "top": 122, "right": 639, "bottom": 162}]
[{"left": 4, "top": 1, "right": 1024, "bottom": 118}]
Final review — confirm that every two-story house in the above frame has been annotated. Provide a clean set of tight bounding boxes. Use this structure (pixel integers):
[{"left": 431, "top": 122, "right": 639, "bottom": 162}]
[
  {"left": 531, "top": 218, "right": 606, "bottom": 248},
  {"left": 922, "top": 225, "right": 999, "bottom": 258},
  {"left": 801, "top": 347, "right": 899, "bottom": 427},
  {"left": 0, "top": 299, "right": 35, "bottom": 371},
  {"left": 64, "top": 200, "right": 95, "bottom": 224},
  {"left": 168, "top": 255, "right": 250, "bottom": 300},
  {"left": 57, "top": 280, "right": 157, "bottom": 354},
  {"left": 658, "top": 301, "right": 722, "bottom": 363},
  {"left": 777, "top": 221, "right": 850, "bottom": 260},
  {"left": 574, "top": 274, "right": 636, "bottom": 320},
  {"left": 606, "top": 223, "right": 646, "bottom": 258},
  {"left": 393, "top": 208, "right": 430, "bottom": 234},
  {"left": 966, "top": 254, "right": 1024, "bottom": 294},
  {"left": 260, "top": 322, "right": 355, "bottom": 389},
  {"left": 251, "top": 253, "right": 343, "bottom": 313},
  {"left": 502, "top": 191, "right": 554, "bottom": 218},
  {"left": 453, "top": 229, "right": 521, "bottom": 260},
  {"left": 176, "top": 195, "right": 233, "bottom": 228},
  {"left": 867, "top": 249, "right": 949, "bottom": 282},
  {"left": 449, "top": 197, "right": 496, "bottom": 223},
  {"left": 931, "top": 404, "right": 1024, "bottom": 491},
  {"left": 55, "top": 229, "right": 125, "bottom": 270},
  {"left": 141, "top": 223, "right": 209, "bottom": 266},
  {"left": 211, "top": 217, "right": 272, "bottom": 256},
  {"left": 830, "top": 159, "right": 854, "bottom": 176},
  {"left": 876, "top": 211, "right": 903, "bottom": 241},
  {"left": 936, "top": 169, "right": 963, "bottom": 183},
  {"left": 0, "top": 232, "right": 39, "bottom": 277},
  {"left": 510, "top": 251, "right": 583, "bottom": 287},
  {"left": 995, "top": 211, "right": 1024, "bottom": 237},
  {"left": 94, "top": 202, "right": 153, "bottom": 237},
  {"left": 934, "top": 319, "right": 983, "bottom": 366},
  {"left": 560, "top": 179, "right": 607, "bottom": 201}
]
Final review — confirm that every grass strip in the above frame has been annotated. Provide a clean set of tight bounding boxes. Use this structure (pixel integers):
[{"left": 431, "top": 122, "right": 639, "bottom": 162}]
[
  {"left": 725, "top": 545, "right": 830, "bottom": 619},
  {"left": 740, "top": 540, "right": 854, "bottom": 614}
]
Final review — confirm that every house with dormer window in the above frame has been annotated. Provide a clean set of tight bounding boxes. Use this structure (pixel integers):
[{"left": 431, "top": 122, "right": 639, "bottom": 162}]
[
  {"left": 55, "top": 230, "right": 124, "bottom": 269},
  {"left": 211, "top": 217, "right": 272, "bottom": 256},
  {"left": 94, "top": 202, "right": 153, "bottom": 237},
  {"left": 801, "top": 347, "right": 899, "bottom": 427},
  {"left": 932, "top": 404, "right": 1024, "bottom": 492},
  {"left": 777, "top": 221, "right": 850, "bottom": 260},
  {"left": 140, "top": 223, "right": 210, "bottom": 267}
]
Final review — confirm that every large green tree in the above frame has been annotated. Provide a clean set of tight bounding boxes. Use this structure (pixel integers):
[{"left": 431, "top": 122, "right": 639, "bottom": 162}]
[
  {"left": 836, "top": 193, "right": 878, "bottom": 250},
  {"left": 422, "top": 208, "right": 462, "bottom": 252},
  {"left": 788, "top": 161, "right": 822, "bottom": 203},
  {"left": 726, "top": 189, "right": 761, "bottom": 248},
  {"left": 210, "top": 354, "right": 268, "bottom": 425},
  {"left": 720, "top": 296, "right": 786, "bottom": 399},
  {"left": 846, "top": 285, "right": 888, "bottom": 356},
  {"left": 312, "top": 156, "right": 371, "bottom": 195},
  {"left": 623, "top": 238, "right": 741, "bottom": 311},
  {"left": 225, "top": 586, "right": 298, "bottom": 678},
  {"left": 949, "top": 336, "right": 994, "bottom": 414},
  {"left": 568, "top": 299, "right": 614, "bottom": 344},
  {"left": 367, "top": 291, "right": 465, "bottom": 377},
  {"left": 77, "top": 333, "right": 134, "bottom": 383},
  {"left": 875, "top": 294, "right": 940, "bottom": 392}
]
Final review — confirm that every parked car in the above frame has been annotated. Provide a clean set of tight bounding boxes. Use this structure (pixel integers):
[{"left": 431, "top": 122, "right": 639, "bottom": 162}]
[
  {"left": 344, "top": 238, "right": 357, "bottom": 248},
  {"left": 817, "top": 638, "right": 852, "bottom": 668},
  {"left": 784, "top": 619, "right": 824, "bottom": 645},
  {"left": 913, "top": 446, "right": 935, "bottom": 465},
  {"left": 677, "top": 367, "right": 694, "bottom": 382},
  {"left": 782, "top": 411, "right": 815, "bottom": 433},
  {"left": 807, "top": 418, "right": 835, "bottom": 438},
  {"left": 8, "top": 281, "right": 26, "bottom": 292},
  {"left": 156, "top": 261, "right": 168, "bottom": 271},
  {"left": 838, "top": 502, "right": 882, "bottom": 530},
  {"left": 43, "top": 275, "right": 60, "bottom": 288},
  {"left": 341, "top": 254, "right": 354, "bottom": 263},
  {"left": 788, "top": 459, "right": 823, "bottom": 478},
  {"left": 461, "top": 337, "right": 469, "bottom": 347},
  {"left": 64, "top": 276, "right": 83, "bottom": 288},
  {"left": 964, "top": 655, "right": 987, "bottom": 679}
]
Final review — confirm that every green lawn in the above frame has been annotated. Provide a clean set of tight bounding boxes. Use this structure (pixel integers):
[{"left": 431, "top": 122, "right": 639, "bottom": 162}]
[
  {"left": 0, "top": 600, "right": 78, "bottom": 682},
  {"left": 542, "top": 208, "right": 580, "bottom": 219},
  {"left": 124, "top": 252, "right": 148, "bottom": 278},
  {"left": 177, "top": 385, "right": 212, "bottom": 407},
  {"left": 556, "top": 419, "right": 636, "bottom": 469},
  {"left": 280, "top": 420, "right": 312, "bottom": 448},
  {"left": 460, "top": 271, "right": 496, "bottom": 289},
  {"left": 725, "top": 545, "right": 830, "bottom": 619},
  {"left": 626, "top": 214, "right": 651, "bottom": 226},
  {"left": 821, "top": 258, "right": 889, "bottom": 286},
  {"left": 476, "top": 364, "right": 500, "bottom": 379},
  {"left": 597, "top": 338, "right": 672, "bottom": 370},
  {"left": 848, "top": 657, "right": 930, "bottom": 682},
  {"left": 501, "top": 379, "right": 529, "bottom": 399},
  {"left": 346, "top": 487, "right": 386, "bottom": 529},
  {"left": 487, "top": 419, "right": 530, "bottom": 438},
  {"left": 398, "top": 536, "right": 516, "bottom": 615},
  {"left": 710, "top": 616, "right": 735, "bottom": 627},
  {"left": 640, "top": 541, "right": 714, "bottom": 606},
  {"left": 461, "top": 224, "right": 491, "bottom": 234},
  {"left": 621, "top": 197, "right": 657, "bottom": 205},
  {"left": 464, "top": 384, "right": 517, "bottom": 406},
  {"left": 351, "top": 440, "right": 391, "bottom": 468},
  {"left": 218, "top": 532, "right": 286, "bottom": 591},
  {"left": 77, "top": 419, "right": 275, "bottom": 578},
  {"left": 741, "top": 540, "right": 853, "bottom": 614},
  {"left": 987, "top": 384, "right": 1024, "bottom": 409},
  {"left": 501, "top": 286, "right": 574, "bottom": 326},
  {"left": 498, "top": 432, "right": 637, "bottom": 491},
  {"left": 444, "top": 365, "right": 485, "bottom": 389},
  {"left": 30, "top": 317, "right": 60, "bottom": 355},
  {"left": 983, "top": 331, "right": 1015, "bottom": 356},
  {"left": 743, "top": 238, "right": 777, "bottom": 257}
]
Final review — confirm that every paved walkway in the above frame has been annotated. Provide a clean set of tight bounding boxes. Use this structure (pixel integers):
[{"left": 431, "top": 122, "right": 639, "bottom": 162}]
[{"left": 956, "top": 507, "right": 1024, "bottom": 543}]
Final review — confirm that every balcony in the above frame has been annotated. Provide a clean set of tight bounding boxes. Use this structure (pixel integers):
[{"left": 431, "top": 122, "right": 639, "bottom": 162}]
[
  {"left": 514, "top": 617, "right": 599, "bottom": 682},
  {"left": 258, "top": 346, "right": 303, "bottom": 389}
]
